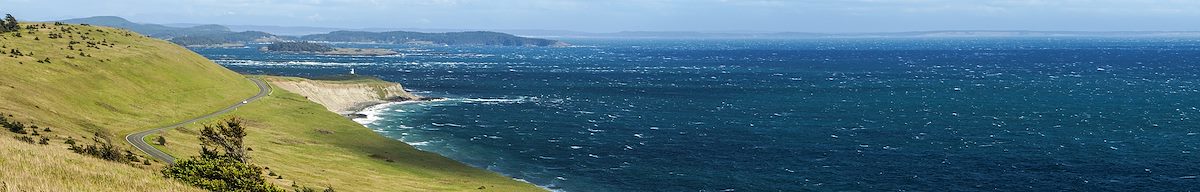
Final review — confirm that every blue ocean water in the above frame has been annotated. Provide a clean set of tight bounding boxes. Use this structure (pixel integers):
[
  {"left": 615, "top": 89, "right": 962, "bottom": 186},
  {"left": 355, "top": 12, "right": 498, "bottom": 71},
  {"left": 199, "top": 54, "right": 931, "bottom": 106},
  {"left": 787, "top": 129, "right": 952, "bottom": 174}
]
[{"left": 195, "top": 38, "right": 1200, "bottom": 191}]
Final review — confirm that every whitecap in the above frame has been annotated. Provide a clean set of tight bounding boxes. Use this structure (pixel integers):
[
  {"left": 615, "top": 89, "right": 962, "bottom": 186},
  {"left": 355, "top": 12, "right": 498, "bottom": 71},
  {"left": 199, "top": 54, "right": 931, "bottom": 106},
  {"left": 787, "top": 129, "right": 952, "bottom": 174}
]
[
  {"left": 352, "top": 102, "right": 404, "bottom": 125},
  {"left": 214, "top": 59, "right": 374, "bottom": 66},
  {"left": 431, "top": 123, "right": 465, "bottom": 127}
]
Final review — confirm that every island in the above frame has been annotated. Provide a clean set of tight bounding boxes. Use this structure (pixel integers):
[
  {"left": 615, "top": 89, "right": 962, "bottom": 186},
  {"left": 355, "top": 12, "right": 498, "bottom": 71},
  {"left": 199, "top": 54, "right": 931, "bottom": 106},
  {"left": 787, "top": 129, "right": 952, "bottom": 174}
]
[{"left": 260, "top": 42, "right": 399, "bottom": 56}]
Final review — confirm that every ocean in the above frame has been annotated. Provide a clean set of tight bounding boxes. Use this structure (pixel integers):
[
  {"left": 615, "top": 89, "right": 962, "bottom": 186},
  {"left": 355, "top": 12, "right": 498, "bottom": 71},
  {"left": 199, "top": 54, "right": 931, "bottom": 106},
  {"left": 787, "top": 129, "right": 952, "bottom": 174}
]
[{"left": 194, "top": 38, "right": 1200, "bottom": 191}]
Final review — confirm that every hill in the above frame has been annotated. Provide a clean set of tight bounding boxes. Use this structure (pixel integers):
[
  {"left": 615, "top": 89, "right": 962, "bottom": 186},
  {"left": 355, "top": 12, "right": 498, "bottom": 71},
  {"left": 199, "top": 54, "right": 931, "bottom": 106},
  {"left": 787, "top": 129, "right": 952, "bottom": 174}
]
[
  {"left": 59, "top": 16, "right": 232, "bottom": 39},
  {"left": 168, "top": 31, "right": 283, "bottom": 47},
  {"left": 0, "top": 22, "right": 255, "bottom": 190},
  {"left": 0, "top": 136, "right": 202, "bottom": 191},
  {"left": 0, "top": 22, "right": 543, "bottom": 191},
  {"left": 147, "top": 76, "right": 546, "bottom": 191},
  {"left": 302, "top": 30, "right": 568, "bottom": 46}
]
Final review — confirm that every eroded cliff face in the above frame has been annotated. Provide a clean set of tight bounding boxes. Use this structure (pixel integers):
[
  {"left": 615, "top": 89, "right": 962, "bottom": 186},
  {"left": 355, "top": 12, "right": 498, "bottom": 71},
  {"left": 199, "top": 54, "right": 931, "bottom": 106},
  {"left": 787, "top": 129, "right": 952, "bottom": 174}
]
[{"left": 266, "top": 77, "right": 419, "bottom": 115}]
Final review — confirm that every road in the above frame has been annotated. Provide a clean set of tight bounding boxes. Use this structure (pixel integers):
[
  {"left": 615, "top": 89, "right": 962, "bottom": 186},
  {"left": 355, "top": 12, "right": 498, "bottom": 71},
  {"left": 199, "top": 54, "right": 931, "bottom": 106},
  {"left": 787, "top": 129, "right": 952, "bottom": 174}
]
[{"left": 125, "top": 78, "right": 270, "bottom": 164}]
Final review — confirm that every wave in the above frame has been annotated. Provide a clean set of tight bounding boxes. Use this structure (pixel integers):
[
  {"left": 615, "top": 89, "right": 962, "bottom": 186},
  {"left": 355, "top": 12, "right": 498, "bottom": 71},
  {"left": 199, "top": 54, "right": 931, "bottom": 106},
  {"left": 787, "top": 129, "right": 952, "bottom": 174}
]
[
  {"left": 450, "top": 97, "right": 536, "bottom": 105},
  {"left": 431, "top": 123, "right": 466, "bottom": 127},
  {"left": 351, "top": 100, "right": 424, "bottom": 125},
  {"left": 214, "top": 59, "right": 375, "bottom": 66}
]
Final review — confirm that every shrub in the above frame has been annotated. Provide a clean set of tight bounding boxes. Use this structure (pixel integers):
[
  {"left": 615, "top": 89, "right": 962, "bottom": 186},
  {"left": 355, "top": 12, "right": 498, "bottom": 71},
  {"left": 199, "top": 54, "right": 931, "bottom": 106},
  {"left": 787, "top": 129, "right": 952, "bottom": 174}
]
[
  {"left": 37, "top": 137, "right": 48, "bottom": 145},
  {"left": 4, "top": 120, "right": 25, "bottom": 134},
  {"left": 156, "top": 135, "right": 167, "bottom": 145},
  {"left": 14, "top": 135, "right": 34, "bottom": 144},
  {"left": 162, "top": 156, "right": 284, "bottom": 192},
  {"left": 68, "top": 140, "right": 131, "bottom": 163},
  {"left": 164, "top": 117, "right": 283, "bottom": 192}
]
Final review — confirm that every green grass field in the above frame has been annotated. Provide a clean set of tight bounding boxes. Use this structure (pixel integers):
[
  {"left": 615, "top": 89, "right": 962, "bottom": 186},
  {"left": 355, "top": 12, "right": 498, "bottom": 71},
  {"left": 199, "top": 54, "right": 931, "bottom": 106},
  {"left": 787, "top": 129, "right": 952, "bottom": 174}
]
[
  {"left": 0, "top": 23, "right": 256, "bottom": 141},
  {"left": 0, "top": 23, "right": 543, "bottom": 191},
  {"left": 151, "top": 76, "right": 545, "bottom": 191},
  {"left": 0, "top": 23, "right": 253, "bottom": 191}
]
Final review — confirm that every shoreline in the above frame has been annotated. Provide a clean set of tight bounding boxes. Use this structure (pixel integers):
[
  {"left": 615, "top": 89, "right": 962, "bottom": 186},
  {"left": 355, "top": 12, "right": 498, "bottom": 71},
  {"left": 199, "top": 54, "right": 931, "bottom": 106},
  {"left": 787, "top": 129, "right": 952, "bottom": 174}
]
[
  {"left": 263, "top": 76, "right": 419, "bottom": 115},
  {"left": 346, "top": 98, "right": 560, "bottom": 192},
  {"left": 344, "top": 97, "right": 445, "bottom": 119},
  {"left": 264, "top": 75, "right": 555, "bottom": 191}
]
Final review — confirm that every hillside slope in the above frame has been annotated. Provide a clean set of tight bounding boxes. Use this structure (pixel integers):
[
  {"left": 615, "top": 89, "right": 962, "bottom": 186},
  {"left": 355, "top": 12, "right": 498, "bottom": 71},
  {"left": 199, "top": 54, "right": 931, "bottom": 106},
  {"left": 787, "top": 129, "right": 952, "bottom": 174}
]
[
  {"left": 0, "top": 23, "right": 257, "bottom": 141},
  {"left": 0, "top": 22, "right": 543, "bottom": 191},
  {"left": 0, "top": 23, "right": 255, "bottom": 190},
  {"left": 0, "top": 137, "right": 202, "bottom": 191},
  {"left": 60, "top": 16, "right": 232, "bottom": 38},
  {"left": 150, "top": 76, "right": 547, "bottom": 191}
]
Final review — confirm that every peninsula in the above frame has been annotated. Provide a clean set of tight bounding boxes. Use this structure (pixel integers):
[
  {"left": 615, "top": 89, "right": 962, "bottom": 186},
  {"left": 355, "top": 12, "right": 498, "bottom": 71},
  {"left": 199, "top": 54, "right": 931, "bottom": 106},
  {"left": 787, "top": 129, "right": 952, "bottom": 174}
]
[
  {"left": 60, "top": 16, "right": 569, "bottom": 47},
  {"left": 260, "top": 42, "right": 399, "bottom": 56}
]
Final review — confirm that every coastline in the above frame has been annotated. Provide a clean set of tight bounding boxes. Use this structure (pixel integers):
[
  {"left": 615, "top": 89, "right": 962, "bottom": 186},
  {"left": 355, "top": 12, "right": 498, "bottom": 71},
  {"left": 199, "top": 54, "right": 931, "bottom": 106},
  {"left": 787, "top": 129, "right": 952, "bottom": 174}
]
[
  {"left": 346, "top": 98, "right": 560, "bottom": 192},
  {"left": 263, "top": 76, "right": 419, "bottom": 115},
  {"left": 238, "top": 75, "right": 552, "bottom": 190},
  {"left": 262, "top": 75, "right": 553, "bottom": 190}
]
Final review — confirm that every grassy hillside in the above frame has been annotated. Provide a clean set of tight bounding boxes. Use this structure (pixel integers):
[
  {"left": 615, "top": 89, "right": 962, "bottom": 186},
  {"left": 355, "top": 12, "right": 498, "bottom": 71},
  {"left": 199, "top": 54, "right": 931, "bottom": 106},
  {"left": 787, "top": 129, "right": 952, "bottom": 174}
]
[
  {"left": 150, "top": 76, "right": 546, "bottom": 191},
  {"left": 0, "top": 22, "right": 542, "bottom": 191},
  {"left": 0, "top": 23, "right": 255, "bottom": 191},
  {"left": 0, "top": 23, "right": 257, "bottom": 141},
  {"left": 0, "top": 137, "right": 202, "bottom": 191}
]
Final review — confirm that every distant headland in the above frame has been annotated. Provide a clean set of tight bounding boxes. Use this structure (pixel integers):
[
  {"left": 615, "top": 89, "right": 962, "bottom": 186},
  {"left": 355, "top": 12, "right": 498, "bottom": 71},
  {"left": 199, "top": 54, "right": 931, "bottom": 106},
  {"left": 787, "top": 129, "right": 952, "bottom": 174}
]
[
  {"left": 58, "top": 16, "right": 569, "bottom": 47},
  {"left": 260, "top": 42, "right": 399, "bottom": 56}
]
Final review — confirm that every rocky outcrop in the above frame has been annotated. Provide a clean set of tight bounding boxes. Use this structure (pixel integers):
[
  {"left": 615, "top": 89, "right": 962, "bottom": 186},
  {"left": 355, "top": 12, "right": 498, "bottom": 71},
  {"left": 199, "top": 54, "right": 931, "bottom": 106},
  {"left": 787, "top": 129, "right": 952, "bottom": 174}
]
[{"left": 266, "top": 77, "right": 419, "bottom": 115}]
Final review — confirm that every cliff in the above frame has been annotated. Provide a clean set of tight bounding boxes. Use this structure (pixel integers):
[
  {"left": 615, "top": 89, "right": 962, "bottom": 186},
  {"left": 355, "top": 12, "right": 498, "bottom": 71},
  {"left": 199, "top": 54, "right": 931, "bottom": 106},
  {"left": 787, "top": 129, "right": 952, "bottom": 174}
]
[{"left": 264, "top": 76, "right": 419, "bottom": 115}]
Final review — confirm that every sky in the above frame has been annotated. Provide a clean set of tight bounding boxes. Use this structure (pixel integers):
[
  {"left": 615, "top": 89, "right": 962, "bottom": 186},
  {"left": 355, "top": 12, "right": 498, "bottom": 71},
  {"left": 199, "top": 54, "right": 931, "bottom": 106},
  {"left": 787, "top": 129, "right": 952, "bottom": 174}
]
[{"left": 4, "top": 0, "right": 1200, "bottom": 33}]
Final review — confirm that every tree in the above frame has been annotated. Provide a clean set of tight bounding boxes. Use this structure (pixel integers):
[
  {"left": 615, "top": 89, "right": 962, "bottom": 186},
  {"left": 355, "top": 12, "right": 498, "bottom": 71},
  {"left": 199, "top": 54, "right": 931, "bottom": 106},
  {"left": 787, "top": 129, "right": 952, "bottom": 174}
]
[
  {"left": 199, "top": 118, "right": 249, "bottom": 162},
  {"left": 3, "top": 14, "right": 17, "bottom": 33},
  {"left": 163, "top": 117, "right": 283, "bottom": 192},
  {"left": 156, "top": 135, "right": 167, "bottom": 145}
]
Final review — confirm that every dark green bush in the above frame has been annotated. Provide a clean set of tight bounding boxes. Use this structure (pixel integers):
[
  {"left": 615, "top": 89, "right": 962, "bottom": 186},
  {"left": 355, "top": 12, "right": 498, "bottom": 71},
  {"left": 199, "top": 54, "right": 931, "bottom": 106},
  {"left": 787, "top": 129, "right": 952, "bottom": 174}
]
[
  {"left": 156, "top": 135, "right": 167, "bottom": 145},
  {"left": 14, "top": 135, "right": 34, "bottom": 144},
  {"left": 163, "top": 117, "right": 283, "bottom": 192},
  {"left": 162, "top": 156, "right": 284, "bottom": 192},
  {"left": 68, "top": 140, "right": 130, "bottom": 163}
]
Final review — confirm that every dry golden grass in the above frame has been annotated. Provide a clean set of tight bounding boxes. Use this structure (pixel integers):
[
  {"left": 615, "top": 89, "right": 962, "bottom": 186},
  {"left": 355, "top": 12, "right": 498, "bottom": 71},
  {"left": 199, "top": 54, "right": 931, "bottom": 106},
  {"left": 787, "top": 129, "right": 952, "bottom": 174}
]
[{"left": 0, "top": 137, "right": 201, "bottom": 192}]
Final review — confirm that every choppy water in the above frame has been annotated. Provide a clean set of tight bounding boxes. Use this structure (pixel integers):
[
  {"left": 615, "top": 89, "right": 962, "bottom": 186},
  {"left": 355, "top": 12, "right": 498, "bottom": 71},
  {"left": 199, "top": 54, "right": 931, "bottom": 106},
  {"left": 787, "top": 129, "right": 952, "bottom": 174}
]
[{"left": 195, "top": 38, "right": 1200, "bottom": 191}]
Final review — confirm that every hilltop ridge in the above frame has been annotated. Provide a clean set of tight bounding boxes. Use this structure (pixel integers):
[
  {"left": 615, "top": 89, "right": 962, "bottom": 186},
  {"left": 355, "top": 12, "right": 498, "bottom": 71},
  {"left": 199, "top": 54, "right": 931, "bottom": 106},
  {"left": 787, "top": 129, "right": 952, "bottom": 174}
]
[{"left": 60, "top": 16, "right": 231, "bottom": 38}]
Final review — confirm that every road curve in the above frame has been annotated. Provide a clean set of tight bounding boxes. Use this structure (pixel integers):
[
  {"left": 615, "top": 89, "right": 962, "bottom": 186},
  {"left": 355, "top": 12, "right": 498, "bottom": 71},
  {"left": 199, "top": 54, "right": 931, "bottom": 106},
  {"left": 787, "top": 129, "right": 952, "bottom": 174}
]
[{"left": 125, "top": 78, "right": 270, "bottom": 164}]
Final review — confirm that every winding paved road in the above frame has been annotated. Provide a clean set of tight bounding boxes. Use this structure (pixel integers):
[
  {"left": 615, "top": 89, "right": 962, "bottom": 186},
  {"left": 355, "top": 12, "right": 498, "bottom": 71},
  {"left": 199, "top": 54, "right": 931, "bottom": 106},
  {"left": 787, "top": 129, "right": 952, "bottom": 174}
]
[{"left": 125, "top": 78, "right": 270, "bottom": 164}]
